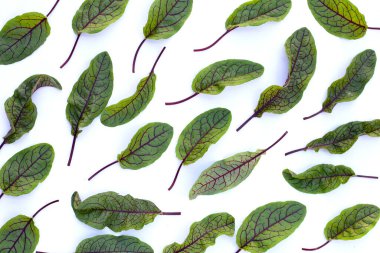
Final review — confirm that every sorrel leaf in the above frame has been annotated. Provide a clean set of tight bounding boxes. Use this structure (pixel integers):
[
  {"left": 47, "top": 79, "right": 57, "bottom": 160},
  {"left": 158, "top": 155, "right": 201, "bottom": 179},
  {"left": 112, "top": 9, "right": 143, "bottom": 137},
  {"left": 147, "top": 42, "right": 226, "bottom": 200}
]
[
  {"left": 303, "top": 204, "right": 380, "bottom": 251},
  {"left": 237, "top": 27, "right": 317, "bottom": 131},
  {"left": 71, "top": 191, "right": 180, "bottom": 232},
  {"left": 236, "top": 201, "right": 306, "bottom": 253},
  {"left": 190, "top": 131, "right": 287, "bottom": 199},
  {"left": 163, "top": 212, "right": 235, "bottom": 253},
  {"left": 66, "top": 52, "right": 113, "bottom": 166},
  {"left": 285, "top": 120, "right": 380, "bottom": 156},
  {"left": 0, "top": 144, "right": 54, "bottom": 200},
  {"left": 61, "top": 0, "right": 129, "bottom": 68},
  {"left": 88, "top": 122, "right": 173, "bottom": 180},
  {"left": 76, "top": 235, "right": 153, "bottom": 253},
  {"left": 101, "top": 47, "right": 165, "bottom": 127},
  {"left": 132, "top": 0, "right": 193, "bottom": 72},
  {"left": 194, "top": 0, "right": 292, "bottom": 52},
  {"left": 304, "top": 49, "right": 377, "bottom": 120},
  {"left": 0, "top": 0, "right": 60, "bottom": 65},
  {"left": 166, "top": 59, "right": 264, "bottom": 106},
  {"left": 0, "top": 200, "right": 59, "bottom": 253},
  {"left": 168, "top": 108, "right": 232, "bottom": 190},
  {"left": 283, "top": 164, "right": 378, "bottom": 194},
  {"left": 1, "top": 75, "right": 61, "bottom": 149}
]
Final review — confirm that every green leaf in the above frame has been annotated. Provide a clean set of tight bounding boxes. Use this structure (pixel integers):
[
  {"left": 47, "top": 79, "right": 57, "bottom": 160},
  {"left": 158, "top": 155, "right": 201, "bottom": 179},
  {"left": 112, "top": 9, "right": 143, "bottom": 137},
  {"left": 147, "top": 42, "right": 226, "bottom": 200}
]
[
  {"left": 72, "top": 0, "right": 129, "bottom": 34},
  {"left": 66, "top": 51, "right": 113, "bottom": 166},
  {"left": 307, "top": 0, "right": 367, "bottom": 39},
  {"left": 286, "top": 120, "right": 380, "bottom": 156},
  {"left": 0, "top": 12, "right": 50, "bottom": 65},
  {"left": 226, "top": 0, "right": 292, "bottom": 29},
  {"left": 304, "top": 49, "right": 377, "bottom": 120},
  {"left": 72, "top": 191, "right": 180, "bottom": 232},
  {"left": 143, "top": 0, "right": 193, "bottom": 40},
  {"left": 0, "top": 215, "right": 39, "bottom": 253},
  {"left": 0, "top": 144, "right": 54, "bottom": 198},
  {"left": 237, "top": 27, "right": 317, "bottom": 131},
  {"left": 75, "top": 235, "right": 153, "bottom": 253},
  {"left": 283, "top": 164, "right": 356, "bottom": 194},
  {"left": 2, "top": 75, "right": 62, "bottom": 145},
  {"left": 236, "top": 201, "right": 306, "bottom": 253},
  {"left": 163, "top": 213, "right": 235, "bottom": 253},
  {"left": 169, "top": 108, "right": 231, "bottom": 190}
]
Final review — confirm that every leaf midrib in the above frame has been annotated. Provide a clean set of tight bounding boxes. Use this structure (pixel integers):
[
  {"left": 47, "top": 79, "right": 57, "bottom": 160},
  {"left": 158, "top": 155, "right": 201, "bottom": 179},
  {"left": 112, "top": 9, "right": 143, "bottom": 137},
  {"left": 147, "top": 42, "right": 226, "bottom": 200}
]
[
  {"left": 5, "top": 218, "right": 33, "bottom": 253},
  {"left": 79, "top": 0, "right": 119, "bottom": 32},
  {"left": 234, "top": 1, "right": 289, "bottom": 25}
]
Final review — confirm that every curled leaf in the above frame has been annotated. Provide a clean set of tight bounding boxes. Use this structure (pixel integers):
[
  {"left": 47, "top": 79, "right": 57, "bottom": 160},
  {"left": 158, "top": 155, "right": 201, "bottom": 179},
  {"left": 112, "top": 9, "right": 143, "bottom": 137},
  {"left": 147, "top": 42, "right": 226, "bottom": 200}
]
[
  {"left": 169, "top": 108, "right": 232, "bottom": 191},
  {"left": 283, "top": 164, "right": 378, "bottom": 194},
  {"left": 285, "top": 120, "right": 380, "bottom": 156},
  {"left": 75, "top": 235, "right": 153, "bottom": 253},
  {"left": 71, "top": 191, "right": 180, "bottom": 232},
  {"left": 194, "top": 0, "right": 292, "bottom": 52},
  {"left": 66, "top": 52, "right": 113, "bottom": 166},
  {"left": 1, "top": 74, "right": 62, "bottom": 149},
  {"left": 236, "top": 201, "right": 306, "bottom": 253},
  {"left": 61, "top": 0, "right": 129, "bottom": 68},
  {"left": 304, "top": 49, "right": 377, "bottom": 120},
  {"left": 166, "top": 59, "right": 264, "bottom": 106},
  {"left": 0, "top": 144, "right": 54, "bottom": 200},
  {"left": 163, "top": 212, "right": 235, "bottom": 253},
  {"left": 89, "top": 122, "right": 173, "bottom": 180},
  {"left": 303, "top": 204, "right": 380, "bottom": 251},
  {"left": 237, "top": 27, "right": 317, "bottom": 131}
]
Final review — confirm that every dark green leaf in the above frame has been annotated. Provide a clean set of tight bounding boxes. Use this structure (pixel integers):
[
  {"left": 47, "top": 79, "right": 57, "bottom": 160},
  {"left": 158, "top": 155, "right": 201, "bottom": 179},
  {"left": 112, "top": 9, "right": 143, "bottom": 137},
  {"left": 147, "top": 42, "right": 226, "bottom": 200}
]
[
  {"left": 236, "top": 201, "right": 306, "bottom": 253},
  {"left": 163, "top": 213, "right": 235, "bottom": 253},
  {"left": 285, "top": 120, "right": 380, "bottom": 156},
  {"left": 72, "top": 191, "right": 180, "bottom": 232},
  {"left": 0, "top": 215, "right": 39, "bottom": 253},
  {"left": 66, "top": 51, "right": 113, "bottom": 166},
  {"left": 304, "top": 49, "right": 377, "bottom": 120},
  {"left": 0, "top": 13, "right": 50, "bottom": 65},
  {"left": 2, "top": 75, "right": 62, "bottom": 145},
  {"left": 143, "top": 0, "right": 193, "bottom": 40},
  {"left": 0, "top": 144, "right": 54, "bottom": 198},
  {"left": 226, "top": 0, "right": 292, "bottom": 29},
  {"left": 75, "top": 235, "right": 153, "bottom": 253},
  {"left": 307, "top": 0, "right": 367, "bottom": 39},
  {"left": 237, "top": 27, "right": 317, "bottom": 131}
]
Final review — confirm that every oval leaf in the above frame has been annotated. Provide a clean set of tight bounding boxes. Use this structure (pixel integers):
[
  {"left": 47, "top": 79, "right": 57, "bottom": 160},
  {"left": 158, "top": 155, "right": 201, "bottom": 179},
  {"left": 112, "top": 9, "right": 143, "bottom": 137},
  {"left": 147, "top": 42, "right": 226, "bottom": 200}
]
[
  {"left": 76, "top": 235, "right": 153, "bottom": 253},
  {"left": 143, "top": 0, "right": 193, "bottom": 40},
  {"left": 0, "top": 144, "right": 54, "bottom": 198},
  {"left": 2, "top": 75, "right": 62, "bottom": 145},
  {"left": 283, "top": 164, "right": 355, "bottom": 194},
  {"left": 0, "top": 215, "right": 39, "bottom": 253},
  {"left": 226, "top": 0, "right": 292, "bottom": 29},
  {"left": 0, "top": 12, "right": 50, "bottom": 65},
  {"left": 192, "top": 60, "right": 264, "bottom": 95},
  {"left": 72, "top": 191, "right": 179, "bottom": 232},
  {"left": 73, "top": 0, "right": 129, "bottom": 34},
  {"left": 307, "top": 0, "right": 367, "bottom": 39},
  {"left": 236, "top": 201, "right": 306, "bottom": 253},
  {"left": 163, "top": 213, "right": 235, "bottom": 253}
]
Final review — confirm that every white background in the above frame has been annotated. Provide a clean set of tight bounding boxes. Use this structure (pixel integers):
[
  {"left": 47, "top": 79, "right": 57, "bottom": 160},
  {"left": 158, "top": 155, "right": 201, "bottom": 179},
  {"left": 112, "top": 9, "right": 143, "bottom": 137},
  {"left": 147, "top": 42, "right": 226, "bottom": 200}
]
[{"left": 1, "top": 0, "right": 380, "bottom": 252}]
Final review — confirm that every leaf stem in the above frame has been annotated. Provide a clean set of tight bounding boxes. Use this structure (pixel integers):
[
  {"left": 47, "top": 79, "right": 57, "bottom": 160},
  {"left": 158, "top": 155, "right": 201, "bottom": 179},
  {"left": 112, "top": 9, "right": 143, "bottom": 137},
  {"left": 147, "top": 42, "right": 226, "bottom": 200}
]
[
  {"left": 46, "top": 0, "right": 60, "bottom": 17},
  {"left": 160, "top": 212, "right": 181, "bottom": 215},
  {"left": 88, "top": 160, "right": 119, "bottom": 181},
  {"left": 235, "top": 249, "right": 242, "bottom": 253},
  {"left": 236, "top": 111, "right": 260, "bottom": 132},
  {"left": 194, "top": 27, "right": 238, "bottom": 52},
  {"left": 302, "top": 240, "right": 331, "bottom": 251},
  {"left": 0, "top": 140, "right": 6, "bottom": 150},
  {"left": 168, "top": 161, "right": 184, "bottom": 191},
  {"left": 132, "top": 38, "right": 147, "bottom": 73},
  {"left": 368, "top": 27, "right": 380, "bottom": 30},
  {"left": 0, "top": 192, "right": 4, "bottom": 200},
  {"left": 303, "top": 108, "right": 324, "bottom": 120},
  {"left": 165, "top": 93, "right": 200, "bottom": 106},
  {"left": 355, "top": 175, "right": 379, "bottom": 180},
  {"left": 32, "top": 200, "right": 59, "bottom": 218},
  {"left": 67, "top": 134, "right": 78, "bottom": 166},
  {"left": 285, "top": 147, "right": 308, "bottom": 156},
  {"left": 60, "top": 33, "right": 82, "bottom": 69},
  {"left": 150, "top": 46, "right": 166, "bottom": 74}
]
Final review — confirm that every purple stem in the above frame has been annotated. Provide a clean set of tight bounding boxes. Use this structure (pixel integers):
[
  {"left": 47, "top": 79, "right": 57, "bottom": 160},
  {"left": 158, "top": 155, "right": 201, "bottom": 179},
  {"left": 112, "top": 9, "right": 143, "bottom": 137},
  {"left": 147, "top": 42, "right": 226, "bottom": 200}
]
[
  {"left": 168, "top": 161, "right": 184, "bottom": 191},
  {"left": 0, "top": 140, "right": 6, "bottom": 150},
  {"left": 285, "top": 147, "right": 308, "bottom": 156},
  {"left": 355, "top": 175, "right": 378, "bottom": 180},
  {"left": 368, "top": 27, "right": 380, "bottom": 30},
  {"left": 236, "top": 111, "right": 260, "bottom": 132},
  {"left": 303, "top": 108, "right": 324, "bottom": 120},
  {"left": 161, "top": 212, "right": 181, "bottom": 215},
  {"left": 0, "top": 192, "right": 4, "bottom": 200},
  {"left": 302, "top": 240, "right": 331, "bottom": 251},
  {"left": 46, "top": 0, "right": 60, "bottom": 17},
  {"left": 60, "top": 33, "right": 82, "bottom": 68},
  {"left": 67, "top": 134, "right": 78, "bottom": 166},
  {"left": 132, "top": 38, "right": 147, "bottom": 73},
  {"left": 32, "top": 200, "right": 59, "bottom": 218},
  {"left": 88, "top": 161, "right": 118, "bottom": 181},
  {"left": 165, "top": 93, "right": 200, "bottom": 106},
  {"left": 194, "top": 27, "right": 238, "bottom": 52}
]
